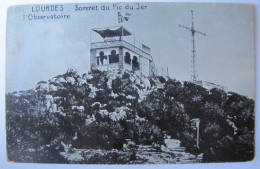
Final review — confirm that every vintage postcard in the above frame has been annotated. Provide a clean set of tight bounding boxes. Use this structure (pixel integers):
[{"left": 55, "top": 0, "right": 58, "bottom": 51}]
[{"left": 6, "top": 2, "right": 255, "bottom": 164}]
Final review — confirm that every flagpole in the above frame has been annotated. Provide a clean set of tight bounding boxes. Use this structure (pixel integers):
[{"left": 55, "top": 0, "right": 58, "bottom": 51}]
[
  {"left": 117, "top": 11, "right": 131, "bottom": 41},
  {"left": 121, "top": 12, "right": 123, "bottom": 40},
  {"left": 118, "top": 12, "right": 121, "bottom": 40},
  {"left": 117, "top": 12, "right": 120, "bottom": 27},
  {"left": 122, "top": 24, "right": 123, "bottom": 37}
]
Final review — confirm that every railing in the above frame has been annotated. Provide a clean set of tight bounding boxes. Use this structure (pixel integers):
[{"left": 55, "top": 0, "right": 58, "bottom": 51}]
[
  {"left": 108, "top": 63, "right": 119, "bottom": 70},
  {"left": 91, "top": 40, "right": 151, "bottom": 60},
  {"left": 124, "top": 63, "right": 132, "bottom": 71},
  {"left": 91, "top": 40, "right": 122, "bottom": 49},
  {"left": 97, "top": 65, "right": 108, "bottom": 71}
]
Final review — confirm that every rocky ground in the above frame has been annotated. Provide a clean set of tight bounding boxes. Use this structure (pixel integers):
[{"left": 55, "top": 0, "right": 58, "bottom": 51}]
[
  {"left": 131, "top": 139, "right": 203, "bottom": 164},
  {"left": 60, "top": 139, "right": 203, "bottom": 164}
]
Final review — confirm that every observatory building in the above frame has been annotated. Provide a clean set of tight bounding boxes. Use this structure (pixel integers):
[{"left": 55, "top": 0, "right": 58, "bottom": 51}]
[{"left": 90, "top": 26, "right": 156, "bottom": 77}]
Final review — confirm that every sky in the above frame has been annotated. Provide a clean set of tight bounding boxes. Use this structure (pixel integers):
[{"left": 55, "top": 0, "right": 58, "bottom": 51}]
[{"left": 6, "top": 2, "right": 255, "bottom": 99}]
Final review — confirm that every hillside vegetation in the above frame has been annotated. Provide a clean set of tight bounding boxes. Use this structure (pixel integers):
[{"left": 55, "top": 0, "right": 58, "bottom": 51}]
[{"left": 6, "top": 69, "right": 255, "bottom": 163}]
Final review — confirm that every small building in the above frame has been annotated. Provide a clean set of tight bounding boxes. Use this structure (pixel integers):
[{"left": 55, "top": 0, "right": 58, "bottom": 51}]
[
  {"left": 90, "top": 26, "right": 156, "bottom": 77},
  {"left": 195, "top": 80, "right": 228, "bottom": 93}
]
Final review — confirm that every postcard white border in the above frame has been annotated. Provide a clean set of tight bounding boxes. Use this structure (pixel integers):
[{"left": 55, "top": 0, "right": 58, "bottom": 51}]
[{"left": 0, "top": 0, "right": 259, "bottom": 169}]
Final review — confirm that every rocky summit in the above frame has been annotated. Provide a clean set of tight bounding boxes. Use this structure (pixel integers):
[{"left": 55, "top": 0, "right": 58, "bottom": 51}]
[{"left": 6, "top": 69, "right": 255, "bottom": 164}]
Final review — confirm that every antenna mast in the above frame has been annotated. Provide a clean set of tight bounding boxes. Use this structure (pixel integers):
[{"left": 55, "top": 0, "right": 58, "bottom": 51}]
[{"left": 179, "top": 10, "right": 206, "bottom": 83}]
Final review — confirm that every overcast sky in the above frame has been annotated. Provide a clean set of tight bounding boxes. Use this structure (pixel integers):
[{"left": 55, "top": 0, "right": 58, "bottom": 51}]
[{"left": 6, "top": 2, "right": 255, "bottom": 99}]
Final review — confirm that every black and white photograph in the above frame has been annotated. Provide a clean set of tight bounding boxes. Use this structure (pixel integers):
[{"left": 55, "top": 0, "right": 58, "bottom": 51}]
[{"left": 3, "top": 1, "right": 257, "bottom": 166}]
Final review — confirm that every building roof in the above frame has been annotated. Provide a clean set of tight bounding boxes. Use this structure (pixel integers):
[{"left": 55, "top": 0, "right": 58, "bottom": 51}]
[{"left": 93, "top": 26, "right": 131, "bottom": 39}]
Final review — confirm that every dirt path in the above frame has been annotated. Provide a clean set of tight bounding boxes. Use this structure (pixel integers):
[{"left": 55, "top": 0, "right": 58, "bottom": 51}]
[
  {"left": 132, "top": 139, "right": 203, "bottom": 164},
  {"left": 60, "top": 139, "right": 203, "bottom": 164}
]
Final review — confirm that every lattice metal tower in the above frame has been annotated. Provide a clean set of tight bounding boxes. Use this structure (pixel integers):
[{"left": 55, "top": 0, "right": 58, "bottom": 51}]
[{"left": 179, "top": 10, "right": 206, "bottom": 83}]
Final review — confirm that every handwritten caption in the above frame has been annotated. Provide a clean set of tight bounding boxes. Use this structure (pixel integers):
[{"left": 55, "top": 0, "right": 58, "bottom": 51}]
[
  {"left": 74, "top": 3, "right": 147, "bottom": 11},
  {"left": 18, "top": 3, "right": 147, "bottom": 21}
]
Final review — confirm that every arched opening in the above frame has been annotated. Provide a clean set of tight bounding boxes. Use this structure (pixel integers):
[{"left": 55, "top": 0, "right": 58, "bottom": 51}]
[
  {"left": 99, "top": 51, "right": 107, "bottom": 65},
  {"left": 109, "top": 50, "right": 119, "bottom": 64},
  {"left": 132, "top": 56, "right": 139, "bottom": 70},
  {"left": 124, "top": 52, "right": 131, "bottom": 64}
]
